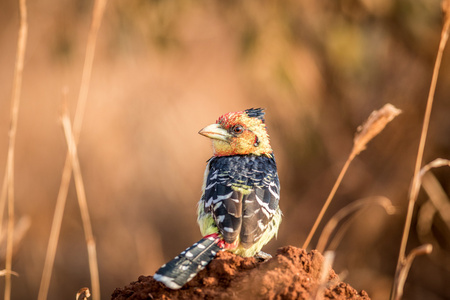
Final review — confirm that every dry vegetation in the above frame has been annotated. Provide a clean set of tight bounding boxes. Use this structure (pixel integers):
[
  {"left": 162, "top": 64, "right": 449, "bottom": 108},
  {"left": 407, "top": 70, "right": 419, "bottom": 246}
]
[{"left": 0, "top": 0, "right": 450, "bottom": 299}]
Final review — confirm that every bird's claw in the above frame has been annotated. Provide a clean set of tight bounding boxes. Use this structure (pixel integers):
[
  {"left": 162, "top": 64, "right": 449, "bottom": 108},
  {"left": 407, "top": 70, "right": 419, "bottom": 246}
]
[{"left": 254, "top": 251, "right": 272, "bottom": 261}]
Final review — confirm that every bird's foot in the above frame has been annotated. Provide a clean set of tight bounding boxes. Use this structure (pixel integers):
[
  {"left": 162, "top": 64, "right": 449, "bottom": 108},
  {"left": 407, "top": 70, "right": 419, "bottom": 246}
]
[
  {"left": 254, "top": 251, "right": 272, "bottom": 261},
  {"left": 203, "top": 233, "right": 238, "bottom": 250}
]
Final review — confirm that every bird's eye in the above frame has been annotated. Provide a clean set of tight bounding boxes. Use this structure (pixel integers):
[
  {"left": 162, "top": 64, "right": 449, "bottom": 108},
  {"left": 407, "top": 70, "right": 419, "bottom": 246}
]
[{"left": 231, "top": 125, "right": 244, "bottom": 134}]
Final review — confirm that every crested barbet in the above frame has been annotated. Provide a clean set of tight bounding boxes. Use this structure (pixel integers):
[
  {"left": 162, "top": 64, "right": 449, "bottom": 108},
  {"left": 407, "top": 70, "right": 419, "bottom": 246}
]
[{"left": 153, "top": 108, "right": 281, "bottom": 289}]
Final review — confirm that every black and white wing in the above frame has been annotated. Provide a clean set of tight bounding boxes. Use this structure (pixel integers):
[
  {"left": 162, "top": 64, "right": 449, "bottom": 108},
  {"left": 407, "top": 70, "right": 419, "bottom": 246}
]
[{"left": 202, "top": 155, "right": 280, "bottom": 248}]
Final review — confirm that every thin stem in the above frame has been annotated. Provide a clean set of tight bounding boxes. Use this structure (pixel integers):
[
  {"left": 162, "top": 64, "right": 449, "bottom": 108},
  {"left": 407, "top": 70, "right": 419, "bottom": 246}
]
[
  {"left": 391, "top": 11, "right": 450, "bottom": 300},
  {"left": 302, "top": 153, "right": 354, "bottom": 250},
  {"left": 38, "top": 0, "right": 107, "bottom": 299},
  {"left": 316, "top": 196, "right": 395, "bottom": 253},
  {"left": 393, "top": 244, "right": 433, "bottom": 300},
  {"left": 2, "top": 0, "right": 28, "bottom": 299},
  {"left": 0, "top": 175, "right": 8, "bottom": 239},
  {"left": 61, "top": 112, "right": 100, "bottom": 300},
  {"left": 396, "top": 14, "right": 450, "bottom": 272}
]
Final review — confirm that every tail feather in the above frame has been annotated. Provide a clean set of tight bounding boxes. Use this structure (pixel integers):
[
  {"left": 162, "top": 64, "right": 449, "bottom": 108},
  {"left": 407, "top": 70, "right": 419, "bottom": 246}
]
[{"left": 153, "top": 235, "right": 222, "bottom": 289}]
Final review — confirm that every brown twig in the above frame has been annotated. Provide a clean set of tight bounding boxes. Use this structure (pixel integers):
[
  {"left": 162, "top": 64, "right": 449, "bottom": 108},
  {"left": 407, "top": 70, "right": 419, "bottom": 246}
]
[
  {"left": 302, "top": 104, "right": 401, "bottom": 250},
  {"left": 38, "top": 0, "right": 108, "bottom": 299},
  {"left": 316, "top": 196, "right": 395, "bottom": 253},
  {"left": 416, "top": 160, "right": 450, "bottom": 269},
  {"left": 421, "top": 160, "right": 450, "bottom": 227},
  {"left": 302, "top": 156, "right": 351, "bottom": 250},
  {"left": 392, "top": 2, "right": 450, "bottom": 298},
  {"left": 0, "top": 175, "right": 8, "bottom": 243},
  {"left": 0, "top": 216, "right": 31, "bottom": 263},
  {"left": 0, "top": 0, "right": 28, "bottom": 299},
  {"left": 313, "top": 251, "right": 336, "bottom": 300},
  {"left": 393, "top": 244, "right": 433, "bottom": 300},
  {"left": 392, "top": 159, "right": 450, "bottom": 299},
  {"left": 61, "top": 110, "right": 100, "bottom": 300}
]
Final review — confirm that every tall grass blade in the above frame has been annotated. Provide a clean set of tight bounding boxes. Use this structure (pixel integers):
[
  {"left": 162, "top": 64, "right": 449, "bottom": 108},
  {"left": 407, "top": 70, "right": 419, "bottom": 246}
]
[
  {"left": 61, "top": 110, "right": 100, "bottom": 300},
  {"left": 391, "top": 1, "right": 450, "bottom": 297},
  {"left": 38, "top": 0, "right": 108, "bottom": 299},
  {"left": 0, "top": 0, "right": 28, "bottom": 299},
  {"left": 316, "top": 196, "right": 395, "bottom": 253},
  {"left": 302, "top": 104, "right": 401, "bottom": 250}
]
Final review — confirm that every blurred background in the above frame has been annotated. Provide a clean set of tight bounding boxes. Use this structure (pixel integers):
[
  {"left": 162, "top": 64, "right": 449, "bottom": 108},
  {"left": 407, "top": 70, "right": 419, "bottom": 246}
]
[{"left": 0, "top": 0, "right": 449, "bottom": 299}]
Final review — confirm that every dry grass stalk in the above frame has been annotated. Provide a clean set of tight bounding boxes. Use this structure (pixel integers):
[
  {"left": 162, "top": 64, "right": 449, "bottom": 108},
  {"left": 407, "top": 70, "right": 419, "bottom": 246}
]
[
  {"left": 392, "top": 1, "right": 450, "bottom": 297},
  {"left": 302, "top": 103, "right": 401, "bottom": 250},
  {"left": 313, "top": 251, "right": 336, "bottom": 300},
  {"left": 38, "top": 89, "right": 71, "bottom": 300},
  {"left": 316, "top": 197, "right": 395, "bottom": 253},
  {"left": 417, "top": 202, "right": 436, "bottom": 241},
  {"left": 38, "top": 0, "right": 108, "bottom": 299},
  {"left": 392, "top": 159, "right": 450, "bottom": 299},
  {"left": 417, "top": 200, "right": 450, "bottom": 270},
  {"left": 61, "top": 110, "right": 100, "bottom": 300},
  {"left": 417, "top": 204, "right": 450, "bottom": 271},
  {"left": 421, "top": 163, "right": 450, "bottom": 226},
  {"left": 352, "top": 104, "right": 402, "bottom": 158},
  {"left": 419, "top": 158, "right": 450, "bottom": 178},
  {"left": 0, "top": 176, "right": 7, "bottom": 239},
  {"left": 417, "top": 161, "right": 450, "bottom": 270},
  {"left": 393, "top": 244, "right": 433, "bottom": 300},
  {"left": 0, "top": 0, "right": 28, "bottom": 299},
  {"left": 0, "top": 270, "right": 19, "bottom": 277},
  {"left": 0, "top": 216, "right": 31, "bottom": 262}
]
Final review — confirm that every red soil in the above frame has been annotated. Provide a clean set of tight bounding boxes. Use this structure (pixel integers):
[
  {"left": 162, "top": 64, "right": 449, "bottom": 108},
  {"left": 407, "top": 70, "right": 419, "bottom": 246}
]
[{"left": 111, "top": 246, "right": 370, "bottom": 300}]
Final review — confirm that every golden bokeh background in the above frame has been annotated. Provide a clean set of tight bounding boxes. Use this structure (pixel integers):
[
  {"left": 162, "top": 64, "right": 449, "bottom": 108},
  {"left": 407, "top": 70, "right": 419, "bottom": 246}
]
[{"left": 0, "top": 0, "right": 449, "bottom": 299}]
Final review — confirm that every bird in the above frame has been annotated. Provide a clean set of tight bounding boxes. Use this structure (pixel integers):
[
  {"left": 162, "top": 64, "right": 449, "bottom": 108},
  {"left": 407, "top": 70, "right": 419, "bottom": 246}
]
[{"left": 153, "top": 108, "right": 281, "bottom": 289}]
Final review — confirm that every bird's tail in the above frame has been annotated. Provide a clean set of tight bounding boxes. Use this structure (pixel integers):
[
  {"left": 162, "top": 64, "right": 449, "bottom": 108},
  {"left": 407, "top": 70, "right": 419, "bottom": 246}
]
[{"left": 153, "top": 234, "right": 223, "bottom": 289}]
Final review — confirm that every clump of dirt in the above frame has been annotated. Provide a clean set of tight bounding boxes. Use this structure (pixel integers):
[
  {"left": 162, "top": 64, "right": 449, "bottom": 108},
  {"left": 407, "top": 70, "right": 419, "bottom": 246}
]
[{"left": 112, "top": 246, "right": 370, "bottom": 300}]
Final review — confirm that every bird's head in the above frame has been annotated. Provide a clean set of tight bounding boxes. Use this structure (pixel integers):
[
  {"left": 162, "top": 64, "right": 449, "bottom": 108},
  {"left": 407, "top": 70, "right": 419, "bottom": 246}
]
[{"left": 199, "top": 108, "right": 273, "bottom": 157}]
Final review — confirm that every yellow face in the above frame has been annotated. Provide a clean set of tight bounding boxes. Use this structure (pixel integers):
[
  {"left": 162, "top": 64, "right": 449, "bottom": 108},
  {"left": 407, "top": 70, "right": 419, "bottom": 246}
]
[{"left": 199, "top": 110, "right": 273, "bottom": 157}]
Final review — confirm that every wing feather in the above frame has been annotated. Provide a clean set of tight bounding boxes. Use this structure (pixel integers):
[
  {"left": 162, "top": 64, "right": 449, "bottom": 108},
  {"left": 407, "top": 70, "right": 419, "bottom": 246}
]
[{"left": 202, "top": 155, "right": 280, "bottom": 247}]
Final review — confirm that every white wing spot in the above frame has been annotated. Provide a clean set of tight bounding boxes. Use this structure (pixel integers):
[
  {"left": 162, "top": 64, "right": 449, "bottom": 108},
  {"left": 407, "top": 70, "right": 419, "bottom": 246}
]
[
  {"left": 244, "top": 208, "right": 260, "bottom": 218},
  {"left": 209, "top": 171, "right": 218, "bottom": 180},
  {"left": 257, "top": 219, "right": 266, "bottom": 231},
  {"left": 213, "top": 202, "right": 222, "bottom": 210},
  {"left": 212, "top": 192, "right": 234, "bottom": 204},
  {"left": 205, "top": 197, "right": 213, "bottom": 208},
  {"left": 224, "top": 227, "right": 234, "bottom": 233},
  {"left": 205, "top": 181, "right": 217, "bottom": 190},
  {"left": 261, "top": 207, "right": 271, "bottom": 218},
  {"left": 269, "top": 182, "right": 280, "bottom": 200},
  {"left": 255, "top": 194, "right": 276, "bottom": 214}
]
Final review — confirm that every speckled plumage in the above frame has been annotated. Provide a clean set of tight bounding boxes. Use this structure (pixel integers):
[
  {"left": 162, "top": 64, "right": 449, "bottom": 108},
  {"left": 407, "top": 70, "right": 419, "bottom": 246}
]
[
  {"left": 155, "top": 108, "right": 281, "bottom": 289},
  {"left": 198, "top": 154, "right": 281, "bottom": 256}
]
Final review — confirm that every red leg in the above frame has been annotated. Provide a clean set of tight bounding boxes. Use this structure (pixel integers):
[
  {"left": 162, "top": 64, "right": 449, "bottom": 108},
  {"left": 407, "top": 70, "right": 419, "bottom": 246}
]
[{"left": 203, "top": 233, "right": 238, "bottom": 250}]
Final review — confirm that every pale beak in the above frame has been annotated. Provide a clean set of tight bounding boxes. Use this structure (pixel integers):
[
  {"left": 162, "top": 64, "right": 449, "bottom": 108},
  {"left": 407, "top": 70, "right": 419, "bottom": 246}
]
[{"left": 198, "top": 123, "right": 230, "bottom": 142}]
